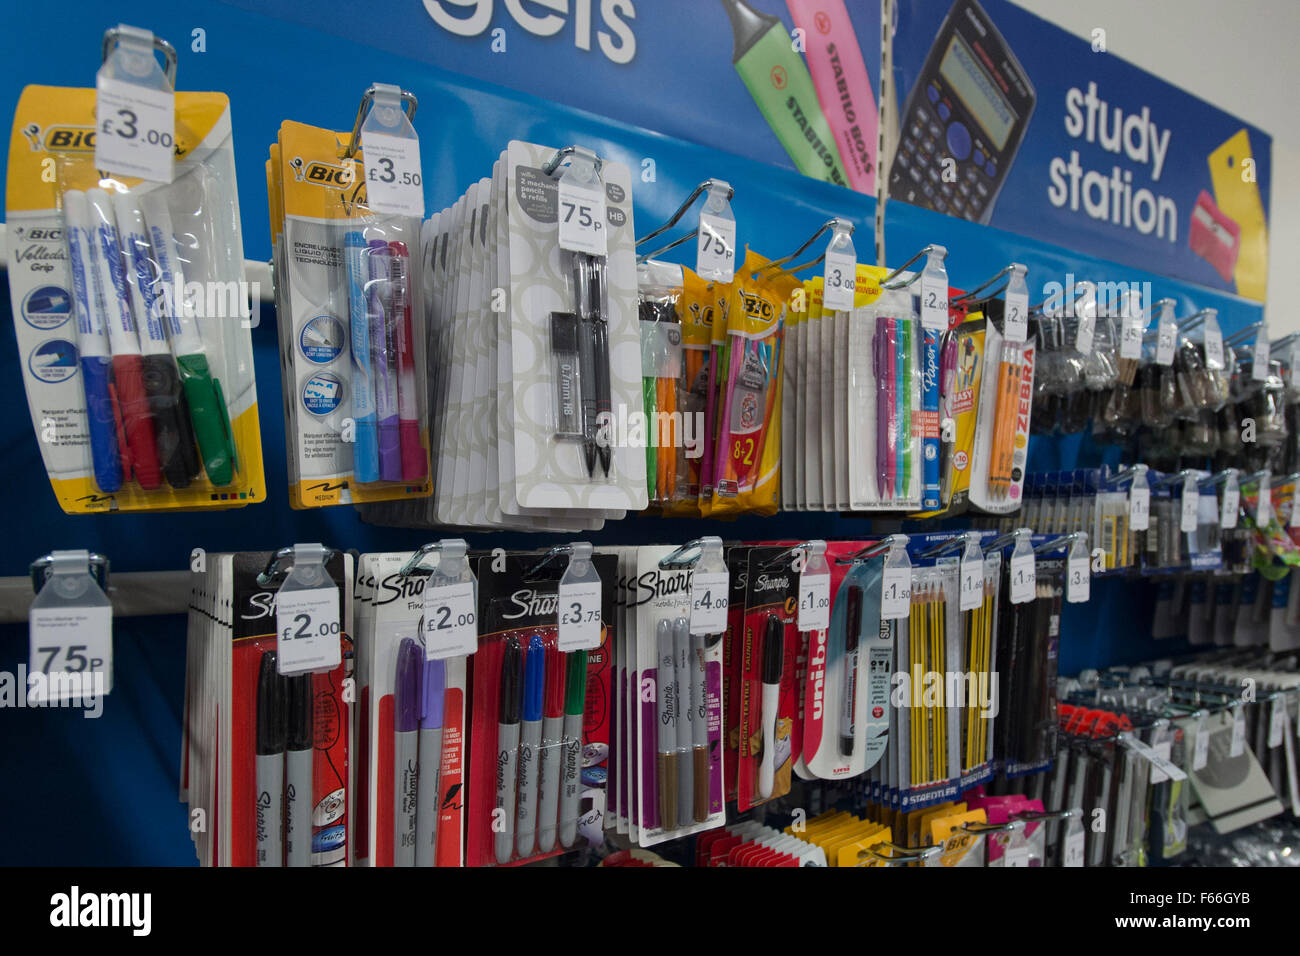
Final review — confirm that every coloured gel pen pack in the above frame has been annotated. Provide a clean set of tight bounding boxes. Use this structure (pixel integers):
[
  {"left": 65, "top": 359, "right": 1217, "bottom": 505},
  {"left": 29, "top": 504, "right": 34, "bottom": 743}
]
[
  {"left": 270, "top": 91, "right": 431, "bottom": 509},
  {"left": 7, "top": 29, "right": 264, "bottom": 513}
]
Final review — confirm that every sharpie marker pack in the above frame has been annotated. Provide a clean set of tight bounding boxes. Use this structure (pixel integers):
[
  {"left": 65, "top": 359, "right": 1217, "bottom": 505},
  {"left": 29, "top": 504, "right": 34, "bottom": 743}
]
[
  {"left": 7, "top": 28, "right": 264, "bottom": 513},
  {"left": 351, "top": 551, "right": 468, "bottom": 867},
  {"left": 182, "top": 549, "right": 353, "bottom": 867},
  {"left": 466, "top": 551, "right": 615, "bottom": 866},
  {"left": 268, "top": 89, "right": 431, "bottom": 509}
]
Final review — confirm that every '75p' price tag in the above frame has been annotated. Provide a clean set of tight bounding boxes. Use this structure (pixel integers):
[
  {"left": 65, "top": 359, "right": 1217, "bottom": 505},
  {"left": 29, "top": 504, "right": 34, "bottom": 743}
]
[
  {"left": 422, "top": 581, "right": 477, "bottom": 658},
  {"left": 696, "top": 214, "right": 736, "bottom": 284},
  {"left": 276, "top": 587, "right": 342, "bottom": 674},
  {"left": 558, "top": 580, "right": 603, "bottom": 651},
  {"left": 95, "top": 77, "right": 175, "bottom": 183},
  {"left": 29, "top": 606, "right": 113, "bottom": 700},
  {"left": 689, "top": 571, "right": 729, "bottom": 635},
  {"left": 557, "top": 180, "right": 607, "bottom": 257},
  {"left": 363, "top": 130, "right": 425, "bottom": 218}
]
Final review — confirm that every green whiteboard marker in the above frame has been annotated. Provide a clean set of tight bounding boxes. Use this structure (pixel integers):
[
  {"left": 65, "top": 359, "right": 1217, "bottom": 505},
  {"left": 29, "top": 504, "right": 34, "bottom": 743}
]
[{"left": 722, "top": 0, "right": 850, "bottom": 188}]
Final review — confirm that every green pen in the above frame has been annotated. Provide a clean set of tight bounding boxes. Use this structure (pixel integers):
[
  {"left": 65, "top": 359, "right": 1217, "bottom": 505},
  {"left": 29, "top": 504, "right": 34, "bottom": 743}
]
[
  {"left": 721, "top": 0, "right": 850, "bottom": 189},
  {"left": 558, "top": 649, "right": 588, "bottom": 848}
]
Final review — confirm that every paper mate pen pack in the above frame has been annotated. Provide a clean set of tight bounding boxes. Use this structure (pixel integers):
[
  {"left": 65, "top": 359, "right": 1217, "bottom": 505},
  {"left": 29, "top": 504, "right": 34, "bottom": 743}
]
[
  {"left": 354, "top": 552, "right": 468, "bottom": 867},
  {"left": 273, "top": 93, "right": 431, "bottom": 508},
  {"left": 228, "top": 550, "right": 352, "bottom": 867},
  {"left": 6, "top": 29, "right": 264, "bottom": 513},
  {"left": 466, "top": 551, "right": 614, "bottom": 867},
  {"left": 630, "top": 547, "right": 726, "bottom": 846}
]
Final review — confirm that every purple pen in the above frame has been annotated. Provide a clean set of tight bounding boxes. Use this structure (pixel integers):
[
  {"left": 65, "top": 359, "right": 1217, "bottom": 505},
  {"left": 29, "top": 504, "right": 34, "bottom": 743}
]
[
  {"left": 367, "top": 239, "right": 401, "bottom": 480},
  {"left": 415, "top": 656, "right": 446, "bottom": 867},
  {"left": 393, "top": 638, "right": 422, "bottom": 867}
]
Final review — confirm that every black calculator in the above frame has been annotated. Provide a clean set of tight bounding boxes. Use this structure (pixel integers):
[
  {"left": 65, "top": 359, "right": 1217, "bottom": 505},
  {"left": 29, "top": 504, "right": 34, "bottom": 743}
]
[{"left": 890, "top": 0, "right": 1035, "bottom": 224}]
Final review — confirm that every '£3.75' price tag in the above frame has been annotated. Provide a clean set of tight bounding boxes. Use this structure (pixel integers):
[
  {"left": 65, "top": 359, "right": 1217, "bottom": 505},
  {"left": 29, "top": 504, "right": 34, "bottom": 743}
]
[
  {"left": 423, "top": 581, "right": 477, "bottom": 659},
  {"left": 558, "top": 580, "right": 603, "bottom": 651},
  {"left": 276, "top": 588, "right": 342, "bottom": 674}
]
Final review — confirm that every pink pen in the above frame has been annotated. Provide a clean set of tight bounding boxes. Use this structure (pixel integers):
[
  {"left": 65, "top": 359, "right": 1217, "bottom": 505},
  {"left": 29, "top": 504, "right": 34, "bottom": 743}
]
[
  {"left": 388, "top": 241, "right": 427, "bottom": 481},
  {"left": 786, "top": 0, "right": 879, "bottom": 194}
]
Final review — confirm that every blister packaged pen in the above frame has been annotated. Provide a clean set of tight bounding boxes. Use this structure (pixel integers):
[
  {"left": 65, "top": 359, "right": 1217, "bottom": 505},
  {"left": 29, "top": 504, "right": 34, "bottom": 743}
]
[
  {"left": 636, "top": 262, "right": 685, "bottom": 508},
  {"left": 8, "top": 25, "right": 264, "bottom": 512},
  {"left": 970, "top": 284, "right": 1036, "bottom": 514}
]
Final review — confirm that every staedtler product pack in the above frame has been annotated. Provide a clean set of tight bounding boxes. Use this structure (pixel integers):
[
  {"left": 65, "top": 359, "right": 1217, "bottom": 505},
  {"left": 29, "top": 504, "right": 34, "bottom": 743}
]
[
  {"left": 7, "top": 25, "right": 264, "bottom": 513},
  {"left": 270, "top": 84, "right": 431, "bottom": 509}
]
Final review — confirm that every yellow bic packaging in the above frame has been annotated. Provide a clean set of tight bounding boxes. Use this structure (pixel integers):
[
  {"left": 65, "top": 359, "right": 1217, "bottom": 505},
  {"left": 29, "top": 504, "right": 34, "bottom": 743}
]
[
  {"left": 7, "top": 85, "right": 265, "bottom": 513},
  {"left": 930, "top": 807, "right": 988, "bottom": 867}
]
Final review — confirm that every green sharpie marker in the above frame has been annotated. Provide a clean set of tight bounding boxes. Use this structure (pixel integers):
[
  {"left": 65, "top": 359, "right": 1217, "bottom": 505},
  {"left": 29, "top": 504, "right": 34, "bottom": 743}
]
[{"left": 722, "top": 0, "right": 850, "bottom": 188}]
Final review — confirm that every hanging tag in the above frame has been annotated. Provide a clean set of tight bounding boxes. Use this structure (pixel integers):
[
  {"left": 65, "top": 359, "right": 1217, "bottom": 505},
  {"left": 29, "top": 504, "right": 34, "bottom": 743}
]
[
  {"left": 1129, "top": 467, "right": 1150, "bottom": 532},
  {"left": 918, "top": 246, "right": 949, "bottom": 333},
  {"left": 1252, "top": 324, "right": 1270, "bottom": 381},
  {"left": 696, "top": 183, "right": 737, "bottom": 283},
  {"left": 1119, "top": 291, "right": 1145, "bottom": 360},
  {"left": 420, "top": 539, "right": 478, "bottom": 659},
  {"left": 1074, "top": 283, "right": 1096, "bottom": 356},
  {"left": 361, "top": 84, "right": 425, "bottom": 218},
  {"left": 555, "top": 150, "right": 607, "bottom": 258},
  {"left": 880, "top": 537, "right": 913, "bottom": 621},
  {"left": 95, "top": 26, "right": 175, "bottom": 183},
  {"left": 275, "top": 544, "right": 342, "bottom": 675},
  {"left": 1066, "top": 535, "right": 1090, "bottom": 604},
  {"left": 1155, "top": 302, "right": 1177, "bottom": 366},
  {"left": 28, "top": 551, "right": 113, "bottom": 702},
  {"left": 822, "top": 224, "right": 857, "bottom": 313},
  {"left": 1269, "top": 696, "right": 1287, "bottom": 749},
  {"left": 1203, "top": 313, "right": 1225, "bottom": 370},
  {"left": 1221, "top": 472, "right": 1239, "bottom": 530},
  {"left": 1004, "top": 844, "right": 1030, "bottom": 867},
  {"left": 1192, "top": 712, "right": 1209, "bottom": 771},
  {"left": 1230, "top": 705, "right": 1247, "bottom": 757},
  {"left": 557, "top": 543, "right": 603, "bottom": 651},
  {"left": 1002, "top": 264, "right": 1028, "bottom": 344},
  {"left": 1063, "top": 825, "right": 1085, "bottom": 867},
  {"left": 688, "top": 537, "right": 729, "bottom": 635},
  {"left": 1179, "top": 478, "right": 1199, "bottom": 533},
  {"left": 959, "top": 536, "right": 982, "bottom": 612},
  {"left": 1121, "top": 733, "right": 1187, "bottom": 782},
  {"left": 797, "top": 541, "right": 831, "bottom": 632},
  {"left": 1257, "top": 473, "right": 1272, "bottom": 527},
  {"left": 1008, "top": 533, "right": 1036, "bottom": 605}
]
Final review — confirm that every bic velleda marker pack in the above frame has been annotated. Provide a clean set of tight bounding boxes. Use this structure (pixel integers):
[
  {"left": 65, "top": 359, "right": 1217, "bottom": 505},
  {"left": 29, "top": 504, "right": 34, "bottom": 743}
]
[
  {"left": 7, "top": 26, "right": 263, "bottom": 513},
  {"left": 271, "top": 85, "right": 431, "bottom": 509}
]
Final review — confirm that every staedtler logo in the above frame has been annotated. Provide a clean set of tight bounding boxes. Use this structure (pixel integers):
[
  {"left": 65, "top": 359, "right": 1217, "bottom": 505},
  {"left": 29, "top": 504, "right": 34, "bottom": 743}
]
[{"left": 49, "top": 886, "right": 151, "bottom": 936}]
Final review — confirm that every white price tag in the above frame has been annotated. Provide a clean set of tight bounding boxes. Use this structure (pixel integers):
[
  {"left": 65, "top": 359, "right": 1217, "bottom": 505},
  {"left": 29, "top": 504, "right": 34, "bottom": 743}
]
[
  {"left": 557, "top": 180, "right": 608, "bottom": 257},
  {"left": 1004, "top": 845, "right": 1030, "bottom": 867},
  {"left": 1180, "top": 485, "right": 1199, "bottom": 533},
  {"left": 798, "top": 572, "right": 831, "bottom": 632},
  {"left": 1222, "top": 480, "right": 1239, "bottom": 529},
  {"left": 920, "top": 274, "right": 948, "bottom": 332},
  {"left": 29, "top": 606, "right": 113, "bottom": 700},
  {"left": 1193, "top": 717, "right": 1209, "bottom": 771},
  {"left": 1009, "top": 553, "right": 1036, "bottom": 605},
  {"left": 822, "top": 250, "right": 857, "bottom": 312},
  {"left": 1155, "top": 319, "right": 1177, "bottom": 366},
  {"left": 1258, "top": 475, "right": 1272, "bottom": 526},
  {"left": 1125, "top": 734, "right": 1187, "bottom": 782},
  {"left": 1075, "top": 312, "right": 1095, "bottom": 356},
  {"left": 959, "top": 558, "right": 981, "bottom": 612},
  {"left": 1230, "top": 707, "right": 1247, "bottom": 757},
  {"left": 422, "top": 581, "right": 478, "bottom": 658},
  {"left": 1149, "top": 739, "right": 1174, "bottom": 784},
  {"left": 557, "top": 580, "right": 603, "bottom": 651},
  {"left": 880, "top": 567, "right": 912, "bottom": 621},
  {"left": 1269, "top": 698, "right": 1286, "bottom": 749},
  {"left": 1119, "top": 313, "right": 1144, "bottom": 360},
  {"left": 696, "top": 214, "right": 737, "bottom": 284},
  {"left": 1067, "top": 553, "right": 1090, "bottom": 603},
  {"left": 1252, "top": 334, "right": 1270, "bottom": 381},
  {"left": 1003, "top": 287, "right": 1028, "bottom": 344},
  {"left": 362, "top": 130, "right": 425, "bottom": 218},
  {"left": 95, "top": 78, "right": 175, "bottom": 183},
  {"left": 689, "top": 570, "right": 730, "bottom": 635},
  {"left": 1063, "top": 828, "right": 1085, "bottom": 867},
  {"left": 276, "top": 587, "right": 342, "bottom": 674},
  {"left": 1204, "top": 325, "right": 1225, "bottom": 369},
  {"left": 1130, "top": 484, "right": 1150, "bottom": 531}
]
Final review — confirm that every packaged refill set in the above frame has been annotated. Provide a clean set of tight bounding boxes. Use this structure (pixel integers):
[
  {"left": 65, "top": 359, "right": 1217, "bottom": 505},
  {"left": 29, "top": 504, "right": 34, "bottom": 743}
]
[
  {"left": 7, "top": 26, "right": 264, "bottom": 512},
  {"left": 270, "top": 85, "right": 431, "bottom": 509}
]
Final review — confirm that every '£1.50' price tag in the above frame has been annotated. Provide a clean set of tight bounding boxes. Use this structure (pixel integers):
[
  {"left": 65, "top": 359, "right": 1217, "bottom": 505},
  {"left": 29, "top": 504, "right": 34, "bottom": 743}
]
[
  {"left": 423, "top": 581, "right": 477, "bottom": 659},
  {"left": 689, "top": 570, "right": 729, "bottom": 635},
  {"left": 276, "top": 588, "right": 342, "bottom": 674},
  {"left": 558, "top": 580, "right": 603, "bottom": 651},
  {"left": 881, "top": 566, "right": 912, "bottom": 621}
]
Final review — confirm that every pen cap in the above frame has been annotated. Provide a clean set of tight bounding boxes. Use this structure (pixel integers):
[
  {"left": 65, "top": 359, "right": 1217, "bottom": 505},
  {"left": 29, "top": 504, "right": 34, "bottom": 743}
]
[
  {"left": 286, "top": 672, "right": 314, "bottom": 752},
  {"left": 523, "top": 634, "right": 546, "bottom": 722},
  {"left": 420, "top": 656, "right": 446, "bottom": 731},
  {"left": 256, "top": 651, "right": 287, "bottom": 755},
  {"left": 762, "top": 614, "right": 785, "bottom": 684},
  {"left": 498, "top": 638, "right": 523, "bottom": 724},
  {"left": 544, "top": 644, "right": 566, "bottom": 717},
  {"left": 394, "top": 638, "right": 423, "bottom": 733}
]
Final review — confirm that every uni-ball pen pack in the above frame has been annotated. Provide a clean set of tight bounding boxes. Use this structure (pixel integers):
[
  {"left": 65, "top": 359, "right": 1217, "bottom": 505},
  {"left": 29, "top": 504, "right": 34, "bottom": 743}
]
[
  {"left": 352, "top": 551, "right": 468, "bottom": 867},
  {"left": 272, "top": 87, "right": 431, "bottom": 508},
  {"left": 7, "top": 26, "right": 263, "bottom": 512},
  {"left": 466, "top": 551, "right": 614, "bottom": 866},
  {"left": 630, "top": 547, "right": 726, "bottom": 845}
]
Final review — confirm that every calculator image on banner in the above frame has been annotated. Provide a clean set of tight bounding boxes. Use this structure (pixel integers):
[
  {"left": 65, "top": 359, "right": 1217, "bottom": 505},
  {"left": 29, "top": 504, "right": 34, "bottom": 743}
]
[{"left": 890, "top": 0, "right": 1035, "bottom": 224}]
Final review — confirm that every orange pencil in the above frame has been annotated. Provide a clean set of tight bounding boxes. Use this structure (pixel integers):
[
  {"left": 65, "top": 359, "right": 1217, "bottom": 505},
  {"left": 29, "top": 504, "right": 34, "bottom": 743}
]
[{"left": 989, "top": 353, "right": 1014, "bottom": 497}]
